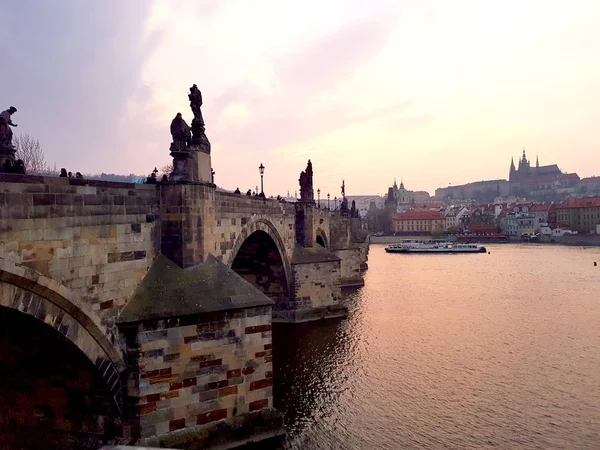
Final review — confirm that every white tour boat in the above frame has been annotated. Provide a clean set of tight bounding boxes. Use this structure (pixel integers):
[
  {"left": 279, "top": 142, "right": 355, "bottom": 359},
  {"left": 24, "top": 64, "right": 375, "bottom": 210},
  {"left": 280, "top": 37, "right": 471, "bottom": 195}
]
[{"left": 385, "top": 240, "right": 487, "bottom": 254}]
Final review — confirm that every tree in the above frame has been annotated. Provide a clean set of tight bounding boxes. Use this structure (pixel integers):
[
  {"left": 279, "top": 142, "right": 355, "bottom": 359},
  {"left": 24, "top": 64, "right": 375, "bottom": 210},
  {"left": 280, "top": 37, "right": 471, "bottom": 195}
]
[
  {"left": 159, "top": 164, "right": 173, "bottom": 178},
  {"left": 15, "top": 134, "right": 48, "bottom": 174}
]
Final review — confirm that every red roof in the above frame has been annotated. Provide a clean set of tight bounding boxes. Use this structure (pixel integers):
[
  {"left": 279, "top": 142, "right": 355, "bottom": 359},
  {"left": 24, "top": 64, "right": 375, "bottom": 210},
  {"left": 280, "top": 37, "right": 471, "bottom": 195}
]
[
  {"left": 393, "top": 210, "right": 445, "bottom": 220},
  {"left": 557, "top": 197, "right": 600, "bottom": 209},
  {"left": 530, "top": 203, "right": 553, "bottom": 212}
]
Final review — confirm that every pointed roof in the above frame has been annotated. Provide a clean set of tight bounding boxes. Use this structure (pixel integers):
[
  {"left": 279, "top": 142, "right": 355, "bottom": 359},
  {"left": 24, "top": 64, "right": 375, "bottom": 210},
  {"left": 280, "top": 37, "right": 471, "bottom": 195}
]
[
  {"left": 399, "top": 179, "right": 405, "bottom": 190},
  {"left": 117, "top": 254, "right": 273, "bottom": 323}
]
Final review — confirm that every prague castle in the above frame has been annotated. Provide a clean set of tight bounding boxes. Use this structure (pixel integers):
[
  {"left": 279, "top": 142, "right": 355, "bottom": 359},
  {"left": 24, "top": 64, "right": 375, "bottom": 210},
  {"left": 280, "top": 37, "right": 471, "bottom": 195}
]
[{"left": 509, "top": 148, "right": 579, "bottom": 190}]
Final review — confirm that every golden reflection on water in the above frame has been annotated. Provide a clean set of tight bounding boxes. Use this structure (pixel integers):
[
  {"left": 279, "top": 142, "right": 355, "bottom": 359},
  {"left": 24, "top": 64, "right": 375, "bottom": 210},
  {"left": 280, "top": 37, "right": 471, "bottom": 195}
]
[{"left": 273, "top": 244, "right": 600, "bottom": 450}]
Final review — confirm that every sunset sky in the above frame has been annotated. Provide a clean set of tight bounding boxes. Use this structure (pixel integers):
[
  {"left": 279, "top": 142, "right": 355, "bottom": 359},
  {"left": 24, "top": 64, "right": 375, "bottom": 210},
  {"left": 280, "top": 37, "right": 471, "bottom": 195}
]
[{"left": 2, "top": 0, "right": 600, "bottom": 197}]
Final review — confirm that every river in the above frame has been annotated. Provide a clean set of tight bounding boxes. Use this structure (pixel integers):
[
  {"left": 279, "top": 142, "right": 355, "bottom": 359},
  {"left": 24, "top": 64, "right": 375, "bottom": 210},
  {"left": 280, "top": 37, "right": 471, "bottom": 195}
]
[{"left": 272, "top": 244, "right": 600, "bottom": 449}]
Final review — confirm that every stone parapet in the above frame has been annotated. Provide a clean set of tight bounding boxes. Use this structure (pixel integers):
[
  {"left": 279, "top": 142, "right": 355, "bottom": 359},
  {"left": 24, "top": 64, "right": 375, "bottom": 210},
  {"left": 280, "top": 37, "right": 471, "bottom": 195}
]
[{"left": 0, "top": 174, "right": 160, "bottom": 348}]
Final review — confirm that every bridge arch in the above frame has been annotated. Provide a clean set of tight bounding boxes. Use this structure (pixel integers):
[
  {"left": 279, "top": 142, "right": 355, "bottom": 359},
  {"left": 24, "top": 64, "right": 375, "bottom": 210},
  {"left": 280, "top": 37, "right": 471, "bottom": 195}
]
[
  {"left": 0, "top": 259, "right": 124, "bottom": 415},
  {"left": 315, "top": 227, "right": 328, "bottom": 248},
  {"left": 227, "top": 219, "right": 291, "bottom": 306}
]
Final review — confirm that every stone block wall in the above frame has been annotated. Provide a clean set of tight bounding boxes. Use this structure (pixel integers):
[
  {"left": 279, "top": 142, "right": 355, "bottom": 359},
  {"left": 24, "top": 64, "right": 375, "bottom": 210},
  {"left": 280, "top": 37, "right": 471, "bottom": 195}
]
[
  {"left": 121, "top": 306, "right": 278, "bottom": 447},
  {"left": 213, "top": 193, "right": 296, "bottom": 266},
  {"left": 333, "top": 248, "right": 365, "bottom": 287},
  {"left": 0, "top": 174, "right": 160, "bottom": 346},
  {"left": 274, "top": 260, "right": 344, "bottom": 322},
  {"left": 160, "top": 182, "right": 215, "bottom": 268}
]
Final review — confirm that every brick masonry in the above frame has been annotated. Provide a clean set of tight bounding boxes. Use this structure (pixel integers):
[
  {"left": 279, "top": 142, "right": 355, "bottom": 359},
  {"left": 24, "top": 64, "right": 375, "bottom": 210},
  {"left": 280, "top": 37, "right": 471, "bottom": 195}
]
[{"left": 121, "top": 306, "right": 276, "bottom": 443}]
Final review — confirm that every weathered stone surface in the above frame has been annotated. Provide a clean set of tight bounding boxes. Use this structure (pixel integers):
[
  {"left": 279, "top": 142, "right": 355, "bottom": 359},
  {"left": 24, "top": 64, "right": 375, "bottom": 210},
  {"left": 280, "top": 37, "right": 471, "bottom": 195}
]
[
  {"left": 117, "top": 254, "right": 273, "bottom": 323},
  {"left": 121, "top": 304, "right": 280, "bottom": 445}
]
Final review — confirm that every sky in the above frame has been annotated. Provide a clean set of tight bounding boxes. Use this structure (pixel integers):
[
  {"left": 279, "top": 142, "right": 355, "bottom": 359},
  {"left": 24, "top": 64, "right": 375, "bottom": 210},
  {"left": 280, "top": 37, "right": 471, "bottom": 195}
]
[{"left": 2, "top": 0, "right": 600, "bottom": 197}]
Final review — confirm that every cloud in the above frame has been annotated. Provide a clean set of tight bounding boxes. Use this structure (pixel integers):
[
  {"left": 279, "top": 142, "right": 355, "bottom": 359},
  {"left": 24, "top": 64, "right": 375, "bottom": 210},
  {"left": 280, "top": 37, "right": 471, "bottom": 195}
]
[
  {"left": 274, "top": 16, "right": 398, "bottom": 94},
  {"left": 0, "top": 0, "right": 162, "bottom": 173}
]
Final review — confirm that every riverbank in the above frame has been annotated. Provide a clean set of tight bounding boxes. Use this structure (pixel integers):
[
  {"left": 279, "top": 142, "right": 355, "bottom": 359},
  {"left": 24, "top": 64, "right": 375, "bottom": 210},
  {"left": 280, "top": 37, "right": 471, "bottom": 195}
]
[{"left": 368, "top": 234, "right": 600, "bottom": 247}]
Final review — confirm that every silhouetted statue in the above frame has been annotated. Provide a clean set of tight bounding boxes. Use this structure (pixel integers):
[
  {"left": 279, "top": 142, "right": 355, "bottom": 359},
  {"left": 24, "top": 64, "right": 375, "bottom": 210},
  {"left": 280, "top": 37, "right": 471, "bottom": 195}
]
[
  {"left": 68, "top": 171, "right": 73, "bottom": 178},
  {"left": 76, "top": 172, "right": 83, "bottom": 179},
  {"left": 188, "top": 84, "right": 204, "bottom": 124},
  {"left": 170, "top": 113, "right": 192, "bottom": 149},
  {"left": 234, "top": 187, "right": 241, "bottom": 194},
  {"left": 1, "top": 159, "right": 12, "bottom": 173},
  {"left": 59, "top": 168, "right": 67, "bottom": 177},
  {"left": 246, "top": 189, "right": 252, "bottom": 196},
  {"left": 298, "top": 160, "right": 314, "bottom": 203},
  {"left": 0, "top": 106, "right": 17, "bottom": 148}
]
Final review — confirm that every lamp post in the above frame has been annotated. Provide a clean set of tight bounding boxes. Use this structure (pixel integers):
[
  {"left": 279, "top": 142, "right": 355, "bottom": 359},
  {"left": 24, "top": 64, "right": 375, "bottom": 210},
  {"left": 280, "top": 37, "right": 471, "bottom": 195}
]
[
  {"left": 317, "top": 188, "right": 321, "bottom": 208},
  {"left": 334, "top": 196, "right": 337, "bottom": 210},
  {"left": 327, "top": 193, "right": 330, "bottom": 210},
  {"left": 259, "top": 163, "right": 265, "bottom": 196}
]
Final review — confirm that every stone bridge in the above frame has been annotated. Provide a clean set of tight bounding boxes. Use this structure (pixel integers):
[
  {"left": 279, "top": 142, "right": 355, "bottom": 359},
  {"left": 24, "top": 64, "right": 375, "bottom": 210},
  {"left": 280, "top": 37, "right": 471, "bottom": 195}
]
[{"left": 0, "top": 168, "right": 367, "bottom": 448}]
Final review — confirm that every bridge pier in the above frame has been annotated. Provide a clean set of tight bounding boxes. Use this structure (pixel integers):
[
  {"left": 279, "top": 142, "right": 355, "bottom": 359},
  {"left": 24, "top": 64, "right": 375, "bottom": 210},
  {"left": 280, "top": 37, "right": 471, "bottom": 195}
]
[{"left": 117, "top": 255, "right": 284, "bottom": 448}]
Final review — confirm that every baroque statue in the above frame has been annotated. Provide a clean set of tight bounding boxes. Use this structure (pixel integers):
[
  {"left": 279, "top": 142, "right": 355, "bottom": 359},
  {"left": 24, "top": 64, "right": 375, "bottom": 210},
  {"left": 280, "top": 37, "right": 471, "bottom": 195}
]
[
  {"left": 170, "top": 113, "right": 191, "bottom": 150},
  {"left": 188, "top": 84, "right": 204, "bottom": 125},
  {"left": 299, "top": 160, "right": 314, "bottom": 203},
  {"left": 0, "top": 106, "right": 18, "bottom": 149}
]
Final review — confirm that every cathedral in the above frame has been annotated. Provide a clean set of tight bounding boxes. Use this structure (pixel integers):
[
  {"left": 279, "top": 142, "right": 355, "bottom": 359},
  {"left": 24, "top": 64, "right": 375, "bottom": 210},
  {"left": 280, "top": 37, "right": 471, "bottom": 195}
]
[
  {"left": 509, "top": 148, "right": 579, "bottom": 190},
  {"left": 510, "top": 148, "right": 561, "bottom": 183}
]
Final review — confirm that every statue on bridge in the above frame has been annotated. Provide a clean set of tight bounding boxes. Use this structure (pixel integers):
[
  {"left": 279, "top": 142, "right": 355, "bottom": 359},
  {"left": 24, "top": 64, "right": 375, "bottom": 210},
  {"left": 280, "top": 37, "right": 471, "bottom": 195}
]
[
  {"left": 299, "top": 160, "right": 314, "bottom": 203},
  {"left": 189, "top": 84, "right": 204, "bottom": 126},
  {"left": 170, "top": 113, "right": 192, "bottom": 150},
  {"left": 0, "top": 106, "right": 17, "bottom": 149},
  {"left": 0, "top": 106, "right": 18, "bottom": 165},
  {"left": 187, "top": 84, "right": 211, "bottom": 151}
]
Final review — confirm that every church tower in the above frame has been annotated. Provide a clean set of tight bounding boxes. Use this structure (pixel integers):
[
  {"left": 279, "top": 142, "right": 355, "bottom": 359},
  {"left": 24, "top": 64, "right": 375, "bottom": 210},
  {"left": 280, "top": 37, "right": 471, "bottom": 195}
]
[{"left": 509, "top": 157, "right": 516, "bottom": 182}]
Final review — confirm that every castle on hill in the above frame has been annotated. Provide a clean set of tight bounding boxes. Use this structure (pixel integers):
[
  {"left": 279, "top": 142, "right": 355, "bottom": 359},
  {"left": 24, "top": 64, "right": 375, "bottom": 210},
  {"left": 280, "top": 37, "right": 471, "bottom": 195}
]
[
  {"left": 509, "top": 148, "right": 579, "bottom": 191},
  {"left": 434, "top": 148, "right": 581, "bottom": 201}
]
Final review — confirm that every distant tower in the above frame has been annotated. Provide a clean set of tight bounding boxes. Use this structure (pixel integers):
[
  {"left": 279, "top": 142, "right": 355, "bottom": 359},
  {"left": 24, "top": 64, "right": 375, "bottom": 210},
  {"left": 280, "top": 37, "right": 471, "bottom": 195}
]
[
  {"left": 384, "top": 186, "right": 397, "bottom": 211},
  {"left": 399, "top": 179, "right": 405, "bottom": 190},
  {"left": 509, "top": 157, "right": 516, "bottom": 181},
  {"left": 519, "top": 147, "right": 530, "bottom": 172},
  {"left": 536, "top": 154, "right": 539, "bottom": 168}
]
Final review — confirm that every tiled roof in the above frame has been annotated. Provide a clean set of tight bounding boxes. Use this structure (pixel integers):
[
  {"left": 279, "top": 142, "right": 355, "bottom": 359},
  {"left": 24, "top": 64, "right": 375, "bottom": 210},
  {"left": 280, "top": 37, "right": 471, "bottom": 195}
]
[
  {"left": 530, "top": 203, "right": 553, "bottom": 212},
  {"left": 393, "top": 210, "right": 445, "bottom": 220},
  {"left": 557, "top": 197, "right": 600, "bottom": 209}
]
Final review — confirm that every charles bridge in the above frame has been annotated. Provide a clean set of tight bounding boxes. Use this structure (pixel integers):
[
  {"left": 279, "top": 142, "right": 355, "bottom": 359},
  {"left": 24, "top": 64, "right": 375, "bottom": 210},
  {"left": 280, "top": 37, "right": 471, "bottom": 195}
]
[{"left": 0, "top": 88, "right": 368, "bottom": 448}]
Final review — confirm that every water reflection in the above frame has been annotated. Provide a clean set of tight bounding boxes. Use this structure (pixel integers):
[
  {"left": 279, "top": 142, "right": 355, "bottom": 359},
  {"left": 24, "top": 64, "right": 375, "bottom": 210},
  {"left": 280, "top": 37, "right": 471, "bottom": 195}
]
[
  {"left": 271, "top": 244, "right": 600, "bottom": 450},
  {"left": 273, "top": 290, "right": 364, "bottom": 447}
]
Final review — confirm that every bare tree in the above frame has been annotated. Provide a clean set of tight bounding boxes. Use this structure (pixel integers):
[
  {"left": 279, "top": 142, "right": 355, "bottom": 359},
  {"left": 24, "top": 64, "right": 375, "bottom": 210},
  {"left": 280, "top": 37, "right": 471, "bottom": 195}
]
[
  {"left": 15, "top": 134, "right": 48, "bottom": 175},
  {"left": 159, "top": 164, "right": 173, "bottom": 178}
]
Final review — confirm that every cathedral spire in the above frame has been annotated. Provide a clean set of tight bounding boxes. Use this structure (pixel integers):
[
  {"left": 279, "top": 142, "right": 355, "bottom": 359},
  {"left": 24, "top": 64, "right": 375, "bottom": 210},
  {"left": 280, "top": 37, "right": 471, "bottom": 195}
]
[
  {"left": 536, "top": 154, "right": 539, "bottom": 167},
  {"left": 510, "top": 156, "right": 516, "bottom": 171}
]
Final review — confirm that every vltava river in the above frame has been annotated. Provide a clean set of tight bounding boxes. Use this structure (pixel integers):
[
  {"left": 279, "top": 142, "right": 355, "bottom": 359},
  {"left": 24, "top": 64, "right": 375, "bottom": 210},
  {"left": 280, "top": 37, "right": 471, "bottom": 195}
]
[{"left": 273, "top": 244, "right": 600, "bottom": 449}]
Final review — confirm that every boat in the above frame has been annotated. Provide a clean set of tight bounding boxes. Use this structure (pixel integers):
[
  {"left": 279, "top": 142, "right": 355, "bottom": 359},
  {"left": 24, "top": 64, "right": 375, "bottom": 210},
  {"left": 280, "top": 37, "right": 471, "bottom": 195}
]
[{"left": 385, "top": 240, "right": 487, "bottom": 254}]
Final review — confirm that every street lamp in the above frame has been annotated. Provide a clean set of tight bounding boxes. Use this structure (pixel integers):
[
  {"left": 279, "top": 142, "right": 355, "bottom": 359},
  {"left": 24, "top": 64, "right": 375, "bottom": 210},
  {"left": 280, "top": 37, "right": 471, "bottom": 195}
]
[
  {"left": 317, "top": 189, "right": 321, "bottom": 208},
  {"left": 259, "top": 163, "right": 265, "bottom": 196},
  {"left": 327, "top": 193, "right": 330, "bottom": 210}
]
